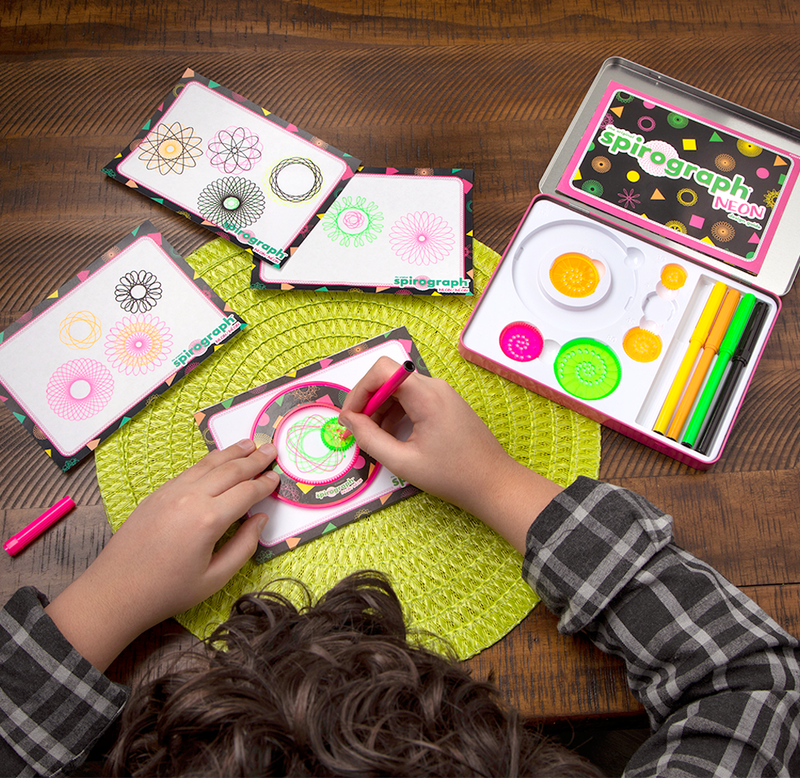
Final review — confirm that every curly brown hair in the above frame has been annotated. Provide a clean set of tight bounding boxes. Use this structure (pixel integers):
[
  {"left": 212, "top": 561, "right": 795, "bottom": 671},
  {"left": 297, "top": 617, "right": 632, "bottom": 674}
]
[{"left": 107, "top": 571, "right": 604, "bottom": 777}]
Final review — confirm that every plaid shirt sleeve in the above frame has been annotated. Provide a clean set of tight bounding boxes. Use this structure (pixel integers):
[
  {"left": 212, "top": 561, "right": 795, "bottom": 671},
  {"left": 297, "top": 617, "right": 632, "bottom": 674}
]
[
  {"left": 0, "top": 587, "right": 129, "bottom": 777},
  {"left": 524, "top": 476, "right": 800, "bottom": 777}
]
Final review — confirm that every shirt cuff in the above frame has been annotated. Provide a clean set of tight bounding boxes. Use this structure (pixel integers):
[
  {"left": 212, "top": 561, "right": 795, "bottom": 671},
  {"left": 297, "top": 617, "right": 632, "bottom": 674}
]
[
  {"left": 522, "top": 476, "right": 674, "bottom": 634},
  {"left": 0, "top": 586, "right": 129, "bottom": 777}
]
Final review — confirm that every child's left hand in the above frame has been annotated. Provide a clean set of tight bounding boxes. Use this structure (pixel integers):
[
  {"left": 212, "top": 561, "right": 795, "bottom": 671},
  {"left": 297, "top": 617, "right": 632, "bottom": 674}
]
[{"left": 45, "top": 439, "right": 280, "bottom": 671}]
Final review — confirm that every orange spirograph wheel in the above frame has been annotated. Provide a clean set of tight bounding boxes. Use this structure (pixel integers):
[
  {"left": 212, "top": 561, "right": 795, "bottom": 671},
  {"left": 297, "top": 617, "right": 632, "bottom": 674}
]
[
  {"left": 549, "top": 252, "right": 600, "bottom": 298},
  {"left": 623, "top": 327, "right": 663, "bottom": 363},
  {"left": 660, "top": 263, "right": 687, "bottom": 291}
]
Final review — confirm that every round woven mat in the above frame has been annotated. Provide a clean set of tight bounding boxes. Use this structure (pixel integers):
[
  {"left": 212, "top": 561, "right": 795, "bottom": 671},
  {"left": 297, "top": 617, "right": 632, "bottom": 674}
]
[{"left": 96, "top": 238, "right": 600, "bottom": 660}]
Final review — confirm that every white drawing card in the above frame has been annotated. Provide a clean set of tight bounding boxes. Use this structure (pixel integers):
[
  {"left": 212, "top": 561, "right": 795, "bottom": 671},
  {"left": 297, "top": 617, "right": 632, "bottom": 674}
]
[
  {"left": 195, "top": 328, "right": 427, "bottom": 561},
  {"left": 0, "top": 222, "right": 245, "bottom": 470},
  {"left": 250, "top": 168, "right": 475, "bottom": 295},
  {"left": 104, "top": 70, "right": 361, "bottom": 268}
]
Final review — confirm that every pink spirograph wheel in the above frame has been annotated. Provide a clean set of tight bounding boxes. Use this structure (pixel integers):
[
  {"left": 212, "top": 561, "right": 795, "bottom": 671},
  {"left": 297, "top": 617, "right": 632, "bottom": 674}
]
[{"left": 500, "top": 321, "right": 544, "bottom": 362}]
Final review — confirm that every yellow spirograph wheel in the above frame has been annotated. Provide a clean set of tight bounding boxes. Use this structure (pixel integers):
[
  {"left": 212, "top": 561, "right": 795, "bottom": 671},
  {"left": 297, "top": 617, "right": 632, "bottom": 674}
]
[
  {"left": 623, "top": 327, "right": 662, "bottom": 363},
  {"left": 660, "top": 263, "right": 688, "bottom": 291},
  {"left": 549, "top": 252, "right": 600, "bottom": 298}
]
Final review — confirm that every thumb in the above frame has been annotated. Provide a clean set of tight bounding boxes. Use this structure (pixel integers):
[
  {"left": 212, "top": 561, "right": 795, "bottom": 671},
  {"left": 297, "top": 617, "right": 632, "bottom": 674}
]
[{"left": 206, "top": 513, "right": 267, "bottom": 590}]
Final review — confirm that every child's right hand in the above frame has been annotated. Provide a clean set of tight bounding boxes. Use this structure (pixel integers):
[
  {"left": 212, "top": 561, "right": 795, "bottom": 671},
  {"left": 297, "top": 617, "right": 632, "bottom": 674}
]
[{"left": 339, "top": 357, "right": 563, "bottom": 551}]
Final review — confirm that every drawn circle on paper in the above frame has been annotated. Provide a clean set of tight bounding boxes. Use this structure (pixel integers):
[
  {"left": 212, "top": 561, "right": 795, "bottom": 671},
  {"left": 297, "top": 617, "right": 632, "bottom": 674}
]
[
  {"left": 677, "top": 188, "right": 698, "bottom": 207},
  {"left": 715, "top": 153, "right": 736, "bottom": 172},
  {"left": 115, "top": 270, "right": 162, "bottom": 314},
  {"left": 388, "top": 211, "right": 456, "bottom": 266},
  {"left": 46, "top": 358, "right": 114, "bottom": 421},
  {"left": 638, "top": 141, "right": 678, "bottom": 177},
  {"left": 137, "top": 121, "right": 203, "bottom": 175},
  {"left": 207, "top": 126, "right": 263, "bottom": 173},
  {"left": 198, "top": 176, "right": 266, "bottom": 229},
  {"left": 59, "top": 311, "right": 102, "bottom": 350},
  {"left": 637, "top": 115, "right": 656, "bottom": 132},
  {"left": 267, "top": 157, "right": 324, "bottom": 204},
  {"left": 105, "top": 314, "right": 173, "bottom": 376},
  {"left": 665, "top": 220, "right": 687, "bottom": 233},
  {"left": 736, "top": 140, "right": 763, "bottom": 157},
  {"left": 711, "top": 221, "right": 735, "bottom": 242},
  {"left": 591, "top": 156, "right": 611, "bottom": 173},
  {"left": 322, "top": 195, "right": 385, "bottom": 247},
  {"left": 615, "top": 91, "right": 634, "bottom": 103},
  {"left": 667, "top": 112, "right": 689, "bottom": 129},
  {"left": 554, "top": 338, "right": 621, "bottom": 401},
  {"left": 581, "top": 179, "right": 604, "bottom": 196},
  {"left": 251, "top": 382, "right": 379, "bottom": 508},
  {"left": 499, "top": 322, "right": 543, "bottom": 362}
]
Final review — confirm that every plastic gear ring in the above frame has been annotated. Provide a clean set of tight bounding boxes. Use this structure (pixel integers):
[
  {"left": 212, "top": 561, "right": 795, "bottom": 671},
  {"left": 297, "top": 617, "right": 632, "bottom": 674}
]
[
  {"left": 321, "top": 417, "right": 355, "bottom": 451},
  {"left": 554, "top": 338, "right": 621, "bottom": 400},
  {"left": 499, "top": 321, "right": 544, "bottom": 362},
  {"left": 623, "top": 327, "right": 662, "bottom": 363},
  {"left": 549, "top": 252, "right": 601, "bottom": 298},
  {"left": 660, "top": 263, "right": 688, "bottom": 291}
]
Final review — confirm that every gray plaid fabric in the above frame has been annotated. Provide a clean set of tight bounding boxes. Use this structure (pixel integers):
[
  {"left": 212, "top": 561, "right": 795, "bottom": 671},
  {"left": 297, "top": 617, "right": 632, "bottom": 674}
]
[
  {"left": 525, "top": 476, "right": 800, "bottom": 777},
  {"left": 0, "top": 587, "right": 128, "bottom": 777}
]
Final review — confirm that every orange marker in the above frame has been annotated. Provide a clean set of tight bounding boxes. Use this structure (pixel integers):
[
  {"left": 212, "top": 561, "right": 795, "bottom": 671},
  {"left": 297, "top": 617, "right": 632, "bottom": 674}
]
[
  {"left": 666, "top": 288, "right": 741, "bottom": 440},
  {"left": 653, "top": 281, "right": 727, "bottom": 435}
]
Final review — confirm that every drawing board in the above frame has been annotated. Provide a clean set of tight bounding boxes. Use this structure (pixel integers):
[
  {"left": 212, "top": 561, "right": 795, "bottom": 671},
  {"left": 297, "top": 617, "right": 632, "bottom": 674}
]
[
  {"left": 250, "top": 168, "right": 474, "bottom": 294},
  {"left": 0, "top": 222, "right": 245, "bottom": 470},
  {"left": 196, "top": 328, "right": 427, "bottom": 561},
  {"left": 104, "top": 69, "right": 361, "bottom": 268}
]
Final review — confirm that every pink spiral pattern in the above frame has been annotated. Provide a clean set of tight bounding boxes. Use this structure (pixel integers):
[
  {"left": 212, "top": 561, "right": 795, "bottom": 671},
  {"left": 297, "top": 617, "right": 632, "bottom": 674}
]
[
  {"left": 388, "top": 211, "right": 455, "bottom": 266},
  {"left": 46, "top": 358, "right": 114, "bottom": 421},
  {"left": 105, "top": 313, "right": 173, "bottom": 376}
]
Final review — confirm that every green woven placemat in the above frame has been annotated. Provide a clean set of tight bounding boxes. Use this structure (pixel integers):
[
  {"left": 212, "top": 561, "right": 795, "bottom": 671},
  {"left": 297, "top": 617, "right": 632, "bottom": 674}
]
[{"left": 96, "top": 238, "right": 600, "bottom": 660}]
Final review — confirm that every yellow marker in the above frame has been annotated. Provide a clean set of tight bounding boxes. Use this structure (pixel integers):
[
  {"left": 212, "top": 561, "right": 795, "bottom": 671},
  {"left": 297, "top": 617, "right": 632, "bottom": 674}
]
[
  {"left": 653, "top": 281, "right": 727, "bottom": 435},
  {"left": 665, "top": 289, "right": 741, "bottom": 440}
]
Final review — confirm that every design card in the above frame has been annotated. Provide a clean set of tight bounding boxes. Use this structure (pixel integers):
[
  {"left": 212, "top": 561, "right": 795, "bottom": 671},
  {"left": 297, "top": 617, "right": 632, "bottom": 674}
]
[
  {"left": 195, "top": 328, "right": 427, "bottom": 561},
  {"left": 250, "top": 168, "right": 474, "bottom": 294},
  {"left": 558, "top": 83, "right": 800, "bottom": 275},
  {"left": 0, "top": 222, "right": 245, "bottom": 470},
  {"left": 104, "top": 69, "right": 361, "bottom": 268}
]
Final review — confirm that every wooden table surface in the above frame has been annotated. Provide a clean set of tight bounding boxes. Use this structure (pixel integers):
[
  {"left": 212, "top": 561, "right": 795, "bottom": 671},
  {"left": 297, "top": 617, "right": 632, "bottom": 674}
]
[{"left": 1, "top": 0, "right": 799, "bottom": 723}]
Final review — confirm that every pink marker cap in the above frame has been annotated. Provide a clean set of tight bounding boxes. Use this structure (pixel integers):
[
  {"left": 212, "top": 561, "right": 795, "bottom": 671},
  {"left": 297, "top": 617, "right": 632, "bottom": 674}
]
[{"left": 4, "top": 496, "right": 75, "bottom": 557}]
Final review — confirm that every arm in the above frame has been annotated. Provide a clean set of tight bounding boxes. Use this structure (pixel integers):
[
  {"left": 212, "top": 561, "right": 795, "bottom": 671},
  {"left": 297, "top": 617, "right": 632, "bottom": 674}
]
[
  {"left": 341, "top": 359, "right": 800, "bottom": 777},
  {"left": 339, "top": 356, "right": 563, "bottom": 553},
  {"left": 44, "top": 438, "right": 279, "bottom": 672},
  {"left": 0, "top": 439, "right": 279, "bottom": 777},
  {"left": 527, "top": 478, "right": 800, "bottom": 777}
]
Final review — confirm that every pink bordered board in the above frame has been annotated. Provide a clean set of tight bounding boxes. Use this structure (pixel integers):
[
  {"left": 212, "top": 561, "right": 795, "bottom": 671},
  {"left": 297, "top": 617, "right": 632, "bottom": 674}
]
[
  {"left": 195, "top": 328, "right": 428, "bottom": 561},
  {"left": 103, "top": 69, "right": 361, "bottom": 268},
  {"left": 0, "top": 222, "right": 246, "bottom": 470},
  {"left": 557, "top": 82, "right": 799, "bottom": 277},
  {"left": 250, "top": 168, "right": 474, "bottom": 295}
]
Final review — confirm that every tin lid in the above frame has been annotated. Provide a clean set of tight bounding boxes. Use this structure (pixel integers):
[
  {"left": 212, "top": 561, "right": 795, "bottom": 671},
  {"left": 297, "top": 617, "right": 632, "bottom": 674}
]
[{"left": 540, "top": 57, "right": 800, "bottom": 296}]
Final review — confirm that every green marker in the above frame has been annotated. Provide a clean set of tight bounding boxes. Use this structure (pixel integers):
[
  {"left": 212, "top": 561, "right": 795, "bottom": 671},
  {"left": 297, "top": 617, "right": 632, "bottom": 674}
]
[{"left": 681, "top": 293, "right": 757, "bottom": 448}]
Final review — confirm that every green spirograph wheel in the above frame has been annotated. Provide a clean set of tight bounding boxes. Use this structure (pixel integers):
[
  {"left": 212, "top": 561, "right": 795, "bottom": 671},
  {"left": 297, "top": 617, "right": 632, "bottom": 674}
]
[
  {"left": 321, "top": 417, "right": 354, "bottom": 451},
  {"left": 555, "top": 338, "right": 621, "bottom": 401}
]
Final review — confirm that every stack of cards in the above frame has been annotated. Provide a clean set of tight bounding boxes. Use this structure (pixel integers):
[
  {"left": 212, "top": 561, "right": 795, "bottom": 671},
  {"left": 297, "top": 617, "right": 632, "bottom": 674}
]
[{"left": 105, "top": 70, "right": 475, "bottom": 296}]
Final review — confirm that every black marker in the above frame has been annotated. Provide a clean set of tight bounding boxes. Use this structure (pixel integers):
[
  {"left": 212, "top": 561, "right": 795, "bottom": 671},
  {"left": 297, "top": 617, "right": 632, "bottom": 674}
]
[{"left": 696, "top": 301, "right": 769, "bottom": 455}]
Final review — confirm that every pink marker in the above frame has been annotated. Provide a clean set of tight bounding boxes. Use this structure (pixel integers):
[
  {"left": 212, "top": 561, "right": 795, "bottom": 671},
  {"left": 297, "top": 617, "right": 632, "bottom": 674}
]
[
  {"left": 362, "top": 360, "right": 416, "bottom": 416},
  {"left": 4, "top": 496, "right": 75, "bottom": 556}
]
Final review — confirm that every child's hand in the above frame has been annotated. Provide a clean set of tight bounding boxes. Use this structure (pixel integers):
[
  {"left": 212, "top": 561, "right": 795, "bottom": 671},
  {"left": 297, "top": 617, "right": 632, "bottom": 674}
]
[
  {"left": 46, "top": 439, "right": 279, "bottom": 671},
  {"left": 340, "top": 357, "right": 511, "bottom": 514},
  {"left": 339, "top": 357, "right": 563, "bottom": 550}
]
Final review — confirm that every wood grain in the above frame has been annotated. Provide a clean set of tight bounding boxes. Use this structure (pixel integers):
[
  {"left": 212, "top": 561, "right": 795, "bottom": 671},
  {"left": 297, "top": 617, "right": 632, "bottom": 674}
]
[{"left": 1, "top": 0, "right": 799, "bottom": 721}]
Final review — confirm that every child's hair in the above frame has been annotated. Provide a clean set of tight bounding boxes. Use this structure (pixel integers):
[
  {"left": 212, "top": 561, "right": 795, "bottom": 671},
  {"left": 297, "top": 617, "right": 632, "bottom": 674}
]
[{"left": 107, "top": 571, "right": 603, "bottom": 777}]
